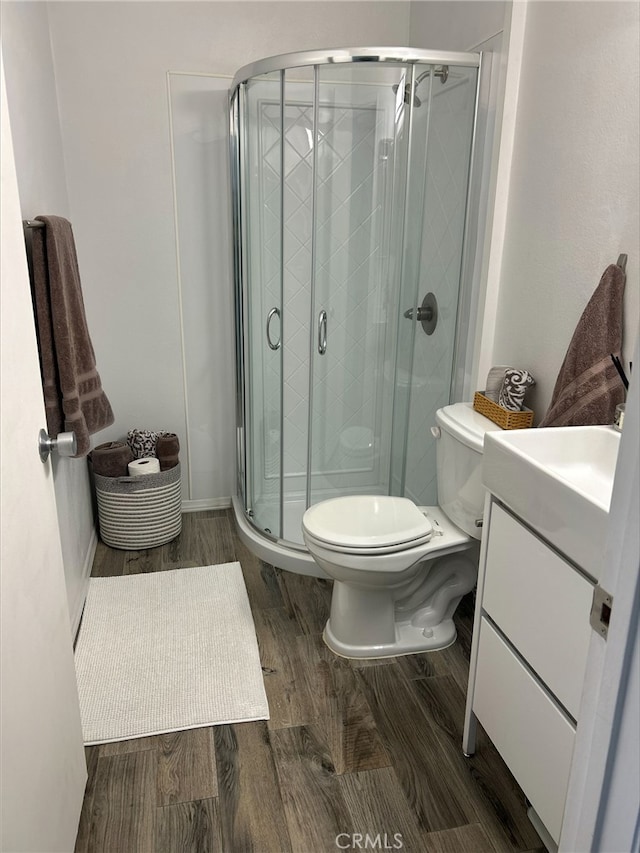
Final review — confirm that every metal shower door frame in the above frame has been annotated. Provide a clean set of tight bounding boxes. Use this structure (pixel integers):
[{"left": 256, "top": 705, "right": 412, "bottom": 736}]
[{"left": 230, "top": 47, "right": 480, "bottom": 93}]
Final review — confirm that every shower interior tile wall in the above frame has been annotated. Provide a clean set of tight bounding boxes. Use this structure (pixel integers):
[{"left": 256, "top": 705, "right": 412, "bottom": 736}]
[{"left": 256, "top": 93, "right": 388, "bottom": 501}]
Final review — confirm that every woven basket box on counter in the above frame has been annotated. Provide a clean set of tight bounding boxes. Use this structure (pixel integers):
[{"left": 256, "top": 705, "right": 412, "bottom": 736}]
[{"left": 473, "top": 392, "right": 534, "bottom": 430}]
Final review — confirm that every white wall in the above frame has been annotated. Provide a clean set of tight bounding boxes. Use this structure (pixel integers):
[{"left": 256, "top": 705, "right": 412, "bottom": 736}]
[
  {"left": 46, "top": 0, "right": 412, "bottom": 504},
  {"left": 168, "top": 73, "right": 235, "bottom": 507},
  {"left": 490, "top": 1, "right": 639, "bottom": 419},
  {"left": 409, "top": 0, "right": 507, "bottom": 51},
  {"left": 1, "top": 1, "right": 97, "bottom": 634}
]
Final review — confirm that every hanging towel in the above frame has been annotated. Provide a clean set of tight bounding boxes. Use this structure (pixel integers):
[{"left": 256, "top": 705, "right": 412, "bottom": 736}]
[
  {"left": 539, "top": 264, "right": 626, "bottom": 427},
  {"left": 30, "top": 216, "right": 114, "bottom": 456}
]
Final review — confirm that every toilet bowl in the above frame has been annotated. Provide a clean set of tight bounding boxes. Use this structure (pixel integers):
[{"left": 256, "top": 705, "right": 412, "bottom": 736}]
[{"left": 302, "top": 403, "right": 500, "bottom": 658}]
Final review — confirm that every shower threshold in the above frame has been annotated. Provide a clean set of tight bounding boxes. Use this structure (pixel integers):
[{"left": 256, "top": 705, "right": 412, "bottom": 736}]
[{"left": 231, "top": 495, "right": 327, "bottom": 578}]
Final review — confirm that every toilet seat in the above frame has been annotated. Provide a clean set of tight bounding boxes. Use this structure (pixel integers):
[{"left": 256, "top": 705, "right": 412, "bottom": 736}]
[
  {"left": 302, "top": 504, "right": 472, "bottom": 576},
  {"left": 302, "top": 495, "right": 433, "bottom": 550},
  {"left": 303, "top": 528, "right": 433, "bottom": 556}
]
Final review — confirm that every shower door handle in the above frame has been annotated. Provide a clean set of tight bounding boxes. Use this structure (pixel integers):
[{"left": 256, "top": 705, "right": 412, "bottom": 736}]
[
  {"left": 318, "top": 309, "right": 327, "bottom": 355},
  {"left": 404, "top": 292, "right": 438, "bottom": 336},
  {"left": 266, "top": 307, "right": 281, "bottom": 351}
]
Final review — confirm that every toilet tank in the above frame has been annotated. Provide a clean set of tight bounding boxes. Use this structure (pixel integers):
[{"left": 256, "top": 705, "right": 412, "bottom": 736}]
[{"left": 435, "top": 403, "right": 501, "bottom": 539}]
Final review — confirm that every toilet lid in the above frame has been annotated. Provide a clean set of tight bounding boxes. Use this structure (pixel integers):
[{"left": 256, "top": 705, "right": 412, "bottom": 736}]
[
  {"left": 302, "top": 496, "right": 433, "bottom": 549},
  {"left": 303, "top": 528, "right": 434, "bottom": 555}
]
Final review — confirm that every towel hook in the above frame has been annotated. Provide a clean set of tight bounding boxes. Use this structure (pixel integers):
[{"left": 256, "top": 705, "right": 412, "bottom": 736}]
[{"left": 617, "top": 254, "right": 627, "bottom": 272}]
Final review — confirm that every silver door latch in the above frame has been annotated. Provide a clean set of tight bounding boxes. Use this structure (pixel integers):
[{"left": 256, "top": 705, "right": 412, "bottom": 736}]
[{"left": 590, "top": 585, "right": 613, "bottom": 639}]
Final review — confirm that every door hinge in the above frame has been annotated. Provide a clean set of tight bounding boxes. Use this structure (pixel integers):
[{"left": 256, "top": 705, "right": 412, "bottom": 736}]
[{"left": 590, "top": 585, "right": 613, "bottom": 639}]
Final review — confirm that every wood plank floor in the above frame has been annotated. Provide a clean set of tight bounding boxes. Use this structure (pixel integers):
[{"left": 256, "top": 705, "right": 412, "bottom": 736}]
[{"left": 75, "top": 509, "right": 544, "bottom": 853}]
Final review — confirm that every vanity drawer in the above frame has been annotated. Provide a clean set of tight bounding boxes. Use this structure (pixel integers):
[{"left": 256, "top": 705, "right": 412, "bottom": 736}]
[
  {"left": 474, "top": 617, "right": 575, "bottom": 844},
  {"left": 482, "top": 503, "right": 593, "bottom": 719}
]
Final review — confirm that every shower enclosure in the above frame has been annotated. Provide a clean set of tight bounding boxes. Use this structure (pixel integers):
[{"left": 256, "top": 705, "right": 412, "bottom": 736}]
[{"left": 230, "top": 48, "right": 483, "bottom": 575}]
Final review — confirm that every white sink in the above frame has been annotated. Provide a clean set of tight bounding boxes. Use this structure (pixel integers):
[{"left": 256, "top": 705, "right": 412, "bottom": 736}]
[{"left": 483, "top": 426, "right": 621, "bottom": 580}]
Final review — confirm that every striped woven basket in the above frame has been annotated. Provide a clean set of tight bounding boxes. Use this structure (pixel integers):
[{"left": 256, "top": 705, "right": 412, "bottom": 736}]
[{"left": 94, "top": 463, "right": 182, "bottom": 550}]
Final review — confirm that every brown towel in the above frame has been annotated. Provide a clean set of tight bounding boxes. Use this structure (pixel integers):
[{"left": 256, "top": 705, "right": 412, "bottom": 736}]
[
  {"left": 156, "top": 433, "right": 180, "bottom": 471},
  {"left": 30, "top": 216, "right": 114, "bottom": 456},
  {"left": 539, "top": 264, "right": 626, "bottom": 427},
  {"left": 90, "top": 441, "right": 134, "bottom": 478}
]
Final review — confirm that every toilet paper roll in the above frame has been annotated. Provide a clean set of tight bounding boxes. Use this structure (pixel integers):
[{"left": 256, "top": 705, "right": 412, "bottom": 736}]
[{"left": 128, "top": 457, "right": 161, "bottom": 476}]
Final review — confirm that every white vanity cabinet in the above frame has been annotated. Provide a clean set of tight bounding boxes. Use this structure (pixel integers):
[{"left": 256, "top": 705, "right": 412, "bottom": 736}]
[{"left": 463, "top": 497, "right": 595, "bottom": 846}]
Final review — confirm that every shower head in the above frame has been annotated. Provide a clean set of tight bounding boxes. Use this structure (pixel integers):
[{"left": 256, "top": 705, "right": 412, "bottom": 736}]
[
  {"left": 392, "top": 81, "right": 421, "bottom": 108},
  {"left": 392, "top": 65, "right": 449, "bottom": 108}
]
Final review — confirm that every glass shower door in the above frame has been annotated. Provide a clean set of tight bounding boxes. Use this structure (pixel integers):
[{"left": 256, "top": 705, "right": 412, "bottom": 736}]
[
  {"left": 308, "top": 63, "right": 417, "bottom": 507},
  {"left": 243, "top": 72, "right": 284, "bottom": 538},
  {"left": 401, "top": 63, "right": 479, "bottom": 505},
  {"left": 306, "top": 60, "right": 479, "bottom": 509}
]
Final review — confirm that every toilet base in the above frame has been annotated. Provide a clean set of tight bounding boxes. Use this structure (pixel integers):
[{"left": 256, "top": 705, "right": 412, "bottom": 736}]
[
  {"left": 320, "top": 549, "right": 478, "bottom": 660},
  {"left": 323, "top": 615, "right": 457, "bottom": 659}
]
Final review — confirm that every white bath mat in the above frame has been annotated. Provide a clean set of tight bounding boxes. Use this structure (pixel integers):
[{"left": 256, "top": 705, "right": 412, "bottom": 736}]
[{"left": 74, "top": 563, "right": 269, "bottom": 745}]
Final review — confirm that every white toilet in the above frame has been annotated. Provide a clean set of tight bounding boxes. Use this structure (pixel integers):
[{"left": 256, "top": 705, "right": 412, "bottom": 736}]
[{"left": 302, "top": 403, "right": 500, "bottom": 658}]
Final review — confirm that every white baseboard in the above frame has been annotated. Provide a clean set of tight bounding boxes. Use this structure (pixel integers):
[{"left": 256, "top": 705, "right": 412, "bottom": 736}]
[
  {"left": 71, "top": 526, "right": 98, "bottom": 641},
  {"left": 182, "top": 497, "right": 232, "bottom": 513}
]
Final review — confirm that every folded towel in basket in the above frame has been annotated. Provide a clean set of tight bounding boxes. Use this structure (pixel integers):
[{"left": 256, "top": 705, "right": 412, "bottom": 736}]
[
  {"left": 127, "top": 428, "right": 160, "bottom": 459},
  {"left": 485, "top": 365, "right": 513, "bottom": 402},
  {"left": 539, "top": 264, "right": 626, "bottom": 427},
  {"left": 499, "top": 368, "right": 536, "bottom": 412},
  {"left": 91, "top": 441, "right": 134, "bottom": 478},
  {"left": 156, "top": 433, "right": 180, "bottom": 471}
]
